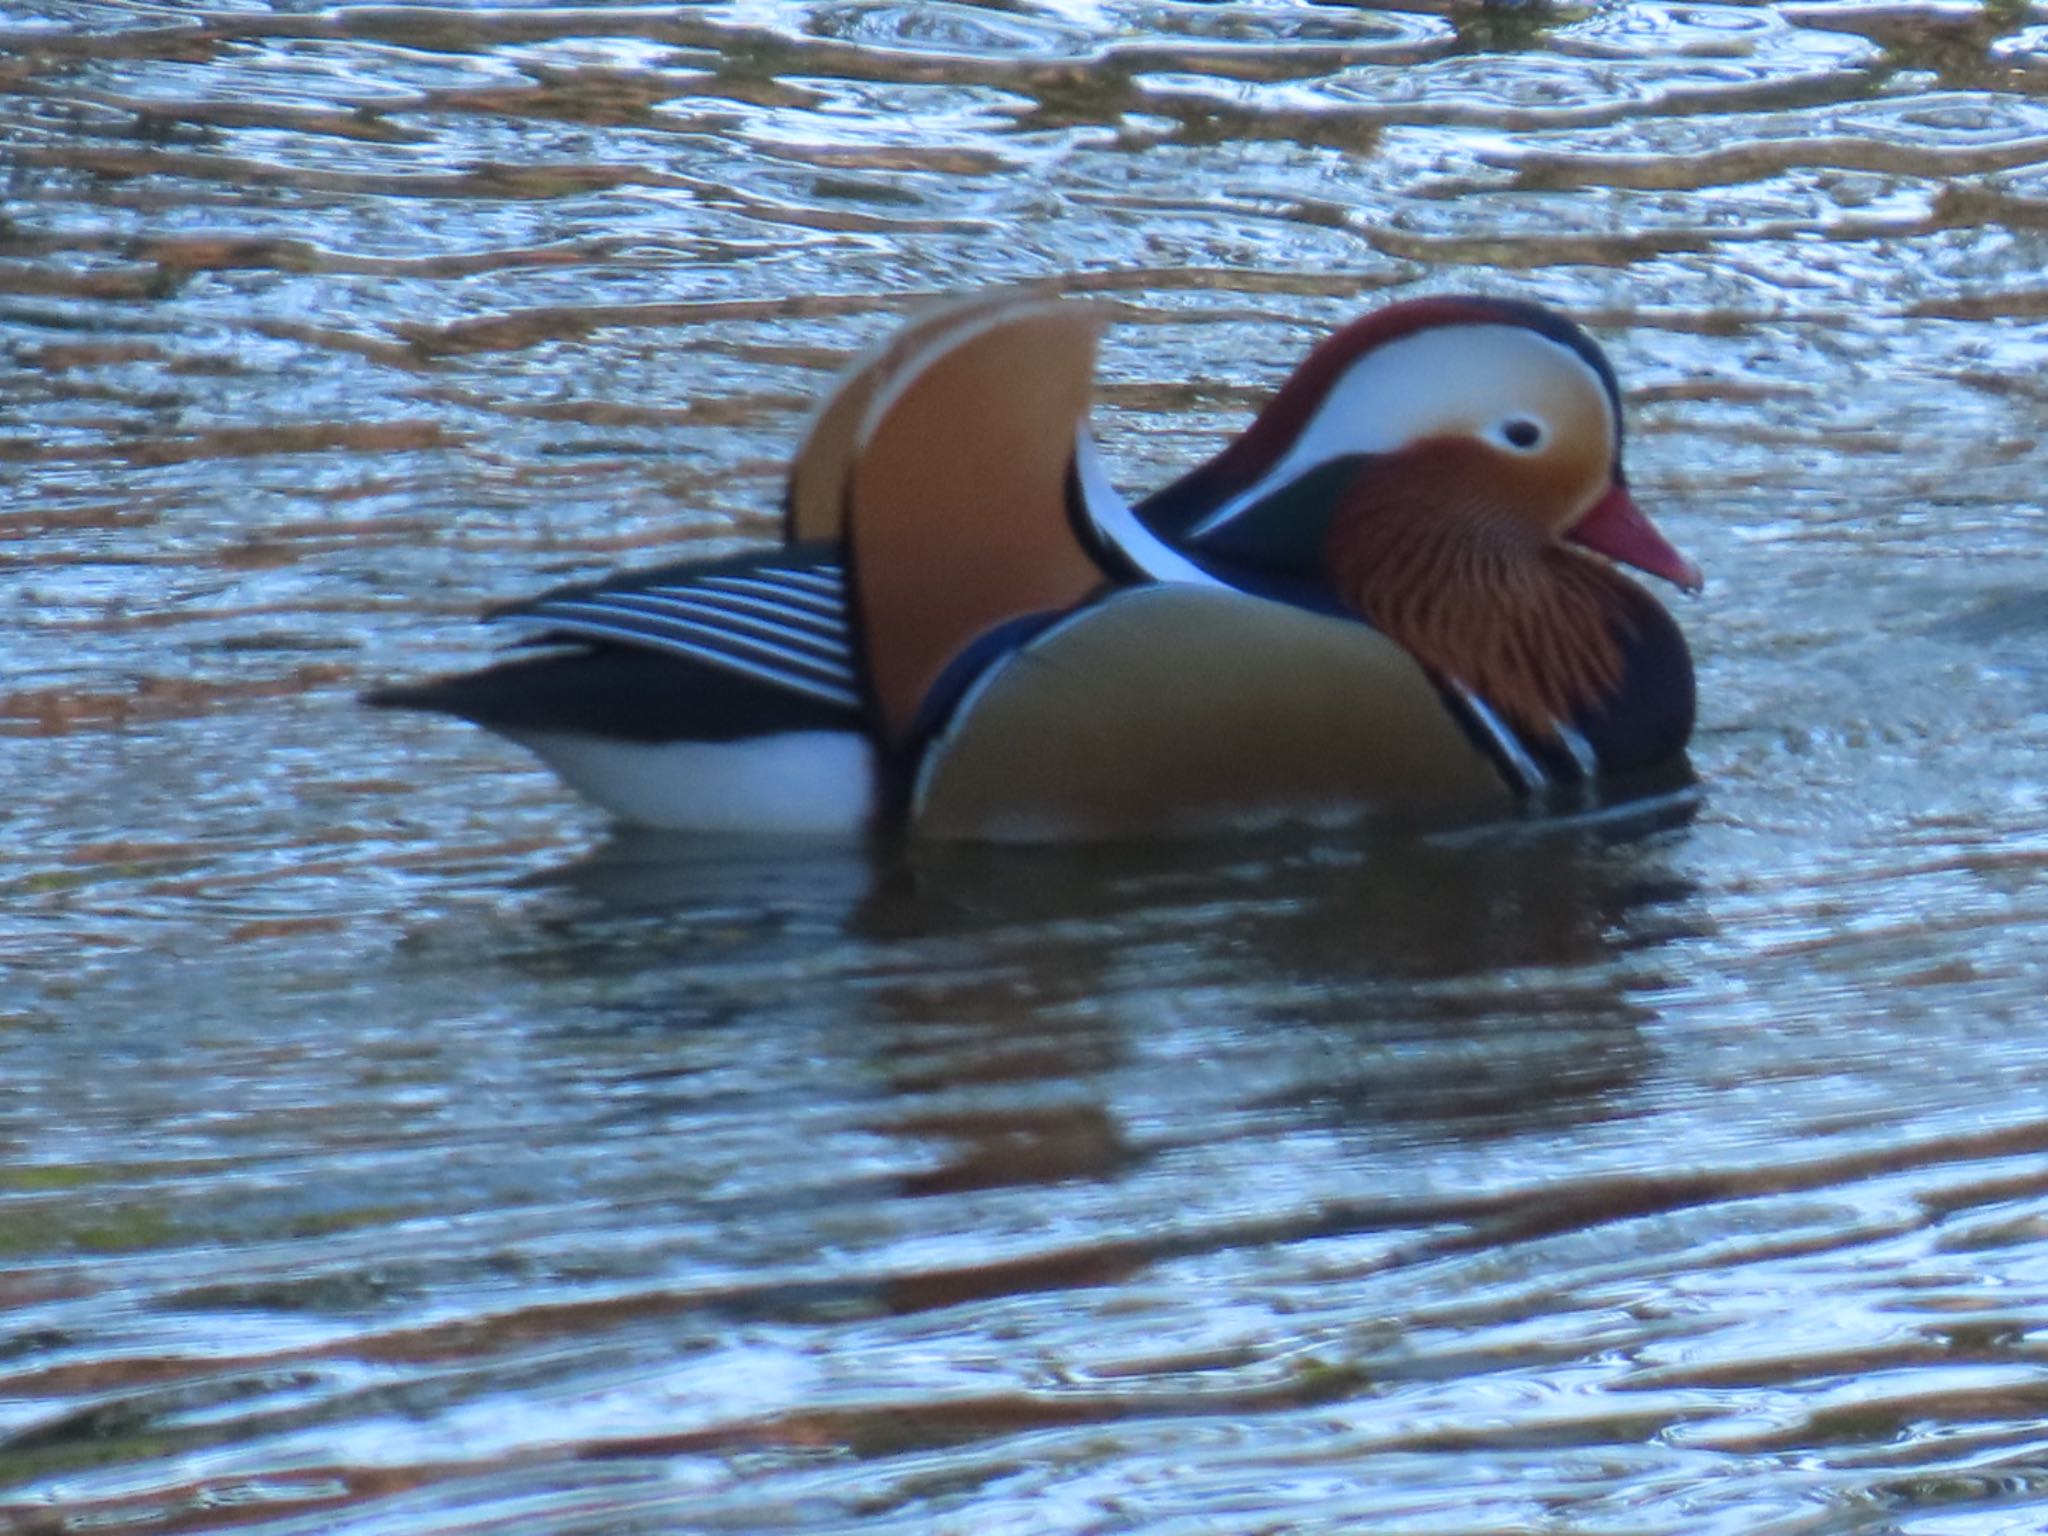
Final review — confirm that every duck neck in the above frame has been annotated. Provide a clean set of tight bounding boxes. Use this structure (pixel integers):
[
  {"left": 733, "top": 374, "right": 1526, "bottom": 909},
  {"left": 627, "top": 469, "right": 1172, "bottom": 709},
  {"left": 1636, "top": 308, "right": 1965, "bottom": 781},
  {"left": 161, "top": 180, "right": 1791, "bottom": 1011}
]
[{"left": 1324, "top": 469, "right": 1637, "bottom": 738}]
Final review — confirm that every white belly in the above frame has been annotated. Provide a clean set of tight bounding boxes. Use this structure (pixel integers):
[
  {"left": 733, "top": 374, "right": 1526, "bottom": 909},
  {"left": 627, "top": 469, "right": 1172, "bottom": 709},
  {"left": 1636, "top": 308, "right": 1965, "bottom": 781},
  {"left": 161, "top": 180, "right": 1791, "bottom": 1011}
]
[{"left": 509, "top": 729, "right": 878, "bottom": 835}]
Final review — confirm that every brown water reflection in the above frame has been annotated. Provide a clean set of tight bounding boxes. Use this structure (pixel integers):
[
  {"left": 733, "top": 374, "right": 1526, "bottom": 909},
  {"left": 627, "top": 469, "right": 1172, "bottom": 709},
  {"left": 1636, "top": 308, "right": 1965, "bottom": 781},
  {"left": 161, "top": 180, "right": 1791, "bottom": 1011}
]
[{"left": 9, "top": 0, "right": 2048, "bottom": 1532}]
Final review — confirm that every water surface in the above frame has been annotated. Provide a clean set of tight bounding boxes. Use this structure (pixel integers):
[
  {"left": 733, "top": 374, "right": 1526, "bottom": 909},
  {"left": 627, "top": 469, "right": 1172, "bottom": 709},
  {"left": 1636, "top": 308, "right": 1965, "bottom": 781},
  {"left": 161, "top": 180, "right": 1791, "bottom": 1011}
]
[{"left": 6, "top": 2, "right": 2048, "bottom": 1532}]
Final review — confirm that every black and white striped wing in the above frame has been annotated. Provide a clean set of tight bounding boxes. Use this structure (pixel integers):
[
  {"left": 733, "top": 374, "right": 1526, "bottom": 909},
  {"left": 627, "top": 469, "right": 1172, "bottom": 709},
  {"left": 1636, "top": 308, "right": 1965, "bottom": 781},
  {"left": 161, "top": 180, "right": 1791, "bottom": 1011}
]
[{"left": 491, "top": 557, "right": 862, "bottom": 712}]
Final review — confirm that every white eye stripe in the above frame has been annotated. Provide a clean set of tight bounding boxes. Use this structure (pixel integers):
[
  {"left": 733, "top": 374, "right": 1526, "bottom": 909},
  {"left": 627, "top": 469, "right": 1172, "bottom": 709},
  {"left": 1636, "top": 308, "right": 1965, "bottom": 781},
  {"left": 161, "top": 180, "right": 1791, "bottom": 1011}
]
[{"left": 1188, "top": 325, "right": 1612, "bottom": 539}]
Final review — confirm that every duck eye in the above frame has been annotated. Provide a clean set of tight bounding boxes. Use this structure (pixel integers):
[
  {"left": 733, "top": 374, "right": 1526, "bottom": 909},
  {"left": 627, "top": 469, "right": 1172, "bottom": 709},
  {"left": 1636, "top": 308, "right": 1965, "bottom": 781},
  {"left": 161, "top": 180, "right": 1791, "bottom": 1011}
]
[{"left": 1500, "top": 417, "right": 1545, "bottom": 451}]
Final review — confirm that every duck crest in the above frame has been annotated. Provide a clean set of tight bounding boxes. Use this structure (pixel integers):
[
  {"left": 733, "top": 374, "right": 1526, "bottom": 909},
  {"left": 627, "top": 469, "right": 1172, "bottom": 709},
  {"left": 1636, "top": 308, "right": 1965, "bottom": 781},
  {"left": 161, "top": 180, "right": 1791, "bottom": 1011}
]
[
  {"left": 1325, "top": 448, "right": 1637, "bottom": 737},
  {"left": 1141, "top": 295, "right": 1622, "bottom": 537}
]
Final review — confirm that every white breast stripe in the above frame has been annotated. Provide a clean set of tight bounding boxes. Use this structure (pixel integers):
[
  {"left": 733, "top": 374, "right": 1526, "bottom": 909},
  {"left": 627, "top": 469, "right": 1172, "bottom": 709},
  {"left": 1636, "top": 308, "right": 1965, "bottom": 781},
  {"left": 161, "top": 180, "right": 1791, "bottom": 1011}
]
[
  {"left": 1073, "top": 433, "right": 1225, "bottom": 588},
  {"left": 1452, "top": 684, "right": 1548, "bottom": 795},
  {"left": 907, "top": 597, "right": 1113, "bottom": 821},
  {"left": 1554, "top": 721, "right": 1600, "bottom": 779}
]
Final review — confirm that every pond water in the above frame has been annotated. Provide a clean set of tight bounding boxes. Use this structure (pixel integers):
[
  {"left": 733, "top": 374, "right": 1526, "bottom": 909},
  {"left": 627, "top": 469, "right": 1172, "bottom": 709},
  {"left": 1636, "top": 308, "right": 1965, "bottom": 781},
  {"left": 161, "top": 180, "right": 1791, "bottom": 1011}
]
[{"left": 7, "top": 1, "right": 2048, "bottom": 1531}]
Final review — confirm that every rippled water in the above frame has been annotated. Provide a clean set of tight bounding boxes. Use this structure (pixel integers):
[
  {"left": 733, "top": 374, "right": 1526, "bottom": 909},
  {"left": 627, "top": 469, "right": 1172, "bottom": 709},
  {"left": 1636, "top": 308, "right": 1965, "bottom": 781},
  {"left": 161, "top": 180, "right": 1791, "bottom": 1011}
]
[{"left": 7, "top": 1, "right": 2048, "bottom": 1531}]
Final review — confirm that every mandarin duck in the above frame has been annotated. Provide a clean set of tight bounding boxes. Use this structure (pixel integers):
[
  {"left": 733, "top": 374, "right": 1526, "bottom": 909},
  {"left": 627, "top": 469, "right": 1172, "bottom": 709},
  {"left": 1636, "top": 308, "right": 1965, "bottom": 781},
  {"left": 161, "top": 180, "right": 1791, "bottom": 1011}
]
[{"left": 367, "top": 292, "right": 1700, "bottom": 841}]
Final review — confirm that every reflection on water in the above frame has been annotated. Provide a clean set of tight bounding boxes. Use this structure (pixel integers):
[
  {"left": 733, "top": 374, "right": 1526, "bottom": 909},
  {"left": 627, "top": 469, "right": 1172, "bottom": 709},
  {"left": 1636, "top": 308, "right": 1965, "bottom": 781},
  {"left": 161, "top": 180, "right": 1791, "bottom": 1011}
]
[{"left": 8, "top": 1, "right": 2048, "bottom": 1532}]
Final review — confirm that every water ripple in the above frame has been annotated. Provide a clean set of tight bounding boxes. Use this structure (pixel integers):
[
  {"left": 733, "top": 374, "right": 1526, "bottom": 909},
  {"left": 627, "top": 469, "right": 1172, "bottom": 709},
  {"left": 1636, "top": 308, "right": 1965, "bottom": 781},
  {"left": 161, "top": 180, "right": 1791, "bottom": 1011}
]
[{"left": 9, "top": 1, "right": 2048, "bottom": 1532}]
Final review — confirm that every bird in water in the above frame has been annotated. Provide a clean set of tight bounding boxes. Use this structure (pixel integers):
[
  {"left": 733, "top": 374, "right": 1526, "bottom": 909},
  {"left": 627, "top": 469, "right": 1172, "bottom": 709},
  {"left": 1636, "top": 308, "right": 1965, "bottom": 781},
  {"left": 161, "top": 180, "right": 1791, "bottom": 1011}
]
[{"left": 367, "top": 292, "right": 1701, "bottom": 841}]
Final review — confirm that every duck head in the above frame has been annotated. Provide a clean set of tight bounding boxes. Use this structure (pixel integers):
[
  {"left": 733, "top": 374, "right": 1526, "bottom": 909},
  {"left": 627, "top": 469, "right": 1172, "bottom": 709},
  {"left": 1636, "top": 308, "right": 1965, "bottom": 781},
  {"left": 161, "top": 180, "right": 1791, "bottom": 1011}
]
[{"left": 1141, "top": 297, "right": 1700, "bottom": 735}]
